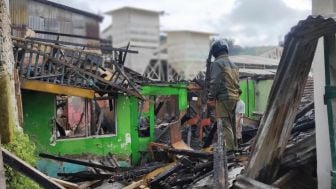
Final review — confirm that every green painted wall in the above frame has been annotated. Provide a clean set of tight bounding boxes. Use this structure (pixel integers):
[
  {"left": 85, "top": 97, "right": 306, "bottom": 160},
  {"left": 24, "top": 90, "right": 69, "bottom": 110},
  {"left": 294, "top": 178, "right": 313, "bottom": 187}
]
[
  {"left": 239, "top": 79, "right": 274, "bottom": 117},
  {"left": 254, "top": 80, "right": 273, "bottom": 113},
  {"left": 21, "top": 83, "right": 189, "bottom": 169},
  {"left": 141, "top": 84, "right": 188, "bottom": 111},
  {"left": 22, "top": 91, "right": 134, "bottom": 160},
  {"left": 136, "top": 84, "right": 188, "bottom": 154},
  {"left": 239, "top": 79, "right": 255, "bottom": 117}
]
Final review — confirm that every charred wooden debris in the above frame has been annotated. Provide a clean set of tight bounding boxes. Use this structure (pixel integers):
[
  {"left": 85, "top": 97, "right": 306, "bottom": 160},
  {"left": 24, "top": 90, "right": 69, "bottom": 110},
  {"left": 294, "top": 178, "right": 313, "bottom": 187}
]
[{"left": 6, "top": 15, "right": 335, "bottom": 189}]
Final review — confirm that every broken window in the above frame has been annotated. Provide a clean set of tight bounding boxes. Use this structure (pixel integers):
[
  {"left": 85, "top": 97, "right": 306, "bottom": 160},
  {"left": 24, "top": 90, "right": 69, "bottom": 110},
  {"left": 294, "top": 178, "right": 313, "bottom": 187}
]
[
  {"left": 138, "top": 99, "right": 150, "bottom": 137},
  {"left": 55, "top": 96, "right": 116, "bottom": 140},
  {"left": 155, "top": 95, "right": 179, "bottom": 124}
]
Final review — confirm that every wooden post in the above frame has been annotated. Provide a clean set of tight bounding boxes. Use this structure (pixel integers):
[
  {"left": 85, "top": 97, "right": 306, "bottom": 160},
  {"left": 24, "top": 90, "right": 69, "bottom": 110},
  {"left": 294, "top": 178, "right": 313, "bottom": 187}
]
[{"left": 213, "top": 119, "right": 228, "bottom": 189}]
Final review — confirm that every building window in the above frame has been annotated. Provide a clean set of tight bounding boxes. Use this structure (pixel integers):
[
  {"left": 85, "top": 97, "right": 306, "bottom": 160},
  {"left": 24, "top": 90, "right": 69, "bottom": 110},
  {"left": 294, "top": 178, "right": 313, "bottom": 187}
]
[{"left": 55, "top": 96, "right": 116, "bottom": 140}]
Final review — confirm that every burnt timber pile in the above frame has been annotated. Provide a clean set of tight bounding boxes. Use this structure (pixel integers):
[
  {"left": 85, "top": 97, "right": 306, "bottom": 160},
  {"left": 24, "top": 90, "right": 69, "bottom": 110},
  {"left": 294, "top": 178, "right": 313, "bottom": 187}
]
[
  {"left": 2, "top": 1, "right": 333, "bottom": 186},
  {"left": 26, "top": 13, "right": 319, "bottom": 187}
]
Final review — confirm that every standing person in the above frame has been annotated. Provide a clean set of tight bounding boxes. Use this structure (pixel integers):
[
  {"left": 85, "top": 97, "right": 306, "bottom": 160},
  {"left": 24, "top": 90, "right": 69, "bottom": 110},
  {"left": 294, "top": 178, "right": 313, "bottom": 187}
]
[
  {"left": 207, "top": 39, "right": 240, "bottom": 152},
  {"left": 235, "top": 89, "right": 245, "bottom": 145}
]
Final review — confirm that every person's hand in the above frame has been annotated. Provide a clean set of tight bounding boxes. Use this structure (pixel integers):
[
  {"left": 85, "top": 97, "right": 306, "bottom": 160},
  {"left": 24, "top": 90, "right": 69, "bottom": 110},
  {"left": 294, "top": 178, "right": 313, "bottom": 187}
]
[{"left": 207, "top": 100, "right": 215, "bottom": 108}]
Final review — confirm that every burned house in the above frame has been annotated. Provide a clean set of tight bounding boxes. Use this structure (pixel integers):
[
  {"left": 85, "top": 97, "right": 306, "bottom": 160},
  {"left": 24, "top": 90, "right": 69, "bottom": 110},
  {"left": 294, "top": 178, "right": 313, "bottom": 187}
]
[{"left": 12, "top": 32, "right": 189, "bottom": 178}]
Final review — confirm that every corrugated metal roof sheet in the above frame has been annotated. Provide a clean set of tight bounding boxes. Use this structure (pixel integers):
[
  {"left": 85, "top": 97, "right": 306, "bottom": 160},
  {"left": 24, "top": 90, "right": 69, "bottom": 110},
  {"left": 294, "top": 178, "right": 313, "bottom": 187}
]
[
  {"left": 33, "top": 0, "right": 103, "bottom": 21},
  {"left": 230, "top": 55, "right": 279, "bottom": 66}
]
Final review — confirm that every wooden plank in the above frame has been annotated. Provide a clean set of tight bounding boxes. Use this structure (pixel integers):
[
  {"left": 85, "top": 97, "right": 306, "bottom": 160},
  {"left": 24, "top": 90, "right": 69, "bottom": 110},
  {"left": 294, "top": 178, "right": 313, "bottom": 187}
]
[
  {"left": 21, "top": 80, "right": 95, "bottom": 99},
  {"left": 1, "top": 147, "right": 65, "bottom": 189},
  {"left": 245, "top": 17, "right": 326, "bottom": 183}
]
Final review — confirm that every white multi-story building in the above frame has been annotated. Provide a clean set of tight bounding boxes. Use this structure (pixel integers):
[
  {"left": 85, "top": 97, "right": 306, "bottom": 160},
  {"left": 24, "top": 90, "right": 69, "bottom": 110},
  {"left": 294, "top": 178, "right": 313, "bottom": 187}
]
[
  {"left": 103, "top": 7, "right": 160, "bottom": 73},
  {"left": 166, "top": 30, "right": 214, "bottom": 80}
]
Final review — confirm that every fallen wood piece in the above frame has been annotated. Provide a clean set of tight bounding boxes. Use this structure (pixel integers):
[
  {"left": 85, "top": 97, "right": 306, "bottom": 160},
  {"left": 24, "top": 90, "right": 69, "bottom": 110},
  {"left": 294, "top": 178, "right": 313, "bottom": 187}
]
[
  {"left": 234, "top": 175, "right": 279, "bottom": 189},
  {"left": 272, "top": 170, "right": 298, "bottom": 188},
  {"left": 2, "top": 147, "right": 65, "bottom": 189},
  {"left": 40, "top": 153, "right": 122, "bottom": 172},
  {"left": 143, "top": 163, "right": 175, "bottom": 184},
  {"left": 294, "top": 102, "right": 314, "bottom": 121},
  {"left": 58, "top": 172, "right": 113, "bottom": 181},
  {"left": 149, "top": 163, "right": 182, "bottom": 187},
  {"left": 167, "top": 148, "right": 213, "bottom": 159},
  {"left": 122, "top": 179, "right": 143, "bottom": 189},
  {"left": 49, "top": 177, "right": 80, "bottom": 189},
  {"left": 291, "top": 120, "right": 315, "bottom": 134},
  {"left": 59, "top": 163, "right": 164, "bottom": 182}
]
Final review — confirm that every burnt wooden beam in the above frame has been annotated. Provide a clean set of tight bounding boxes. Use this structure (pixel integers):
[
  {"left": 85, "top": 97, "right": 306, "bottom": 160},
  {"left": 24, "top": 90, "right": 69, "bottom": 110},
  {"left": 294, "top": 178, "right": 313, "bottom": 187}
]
[
  {"left": 272, "top": 170, "right": 297, "bottom": 188},
  {"left": 291, "top": 120, "right": 315, "bottom": 134},
  {"left": 245, "top": 16, "right": 336, "bottom": 184},
  {"left": 40, "top": 153, "right": 120, "bottom": 172},
  {"left": 234, "top": 175, "right": 278, "bottom": 189},
  {"left": 58, "top": 172, "right": 113, "bottom": 181},
  {"left": 294, "top": 102, "right": 314, "bottom": 121},
  {"left": 2, "top": 148, "right": 65, "bottom": 189},
  {"left": 58, "top": 163, "right": 164, "bottom": 181},
  {"left": 149, "top": 163, "right": 183, "bottom": 187}
]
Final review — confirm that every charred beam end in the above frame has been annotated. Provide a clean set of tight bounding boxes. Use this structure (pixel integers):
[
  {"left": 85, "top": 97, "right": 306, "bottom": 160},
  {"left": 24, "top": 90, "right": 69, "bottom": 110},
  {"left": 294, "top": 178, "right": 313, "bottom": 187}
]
[
  {"left": 2, "top": 148, "right": 65, "bottom": 189},
  {"left": 39, "top": 153, "right": 121, "bottom": 172}
]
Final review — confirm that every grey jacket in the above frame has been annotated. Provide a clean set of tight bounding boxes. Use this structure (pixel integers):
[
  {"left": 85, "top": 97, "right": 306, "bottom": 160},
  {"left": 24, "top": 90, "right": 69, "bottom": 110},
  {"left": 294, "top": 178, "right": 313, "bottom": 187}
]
[{"left": 208, "top": 54, "right": 239, "bottom": 101}]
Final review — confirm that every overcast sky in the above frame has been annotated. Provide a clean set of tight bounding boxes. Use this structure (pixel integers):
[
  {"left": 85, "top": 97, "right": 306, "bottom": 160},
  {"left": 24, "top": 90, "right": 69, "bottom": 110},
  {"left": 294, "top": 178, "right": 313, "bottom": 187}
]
[{"left": 50, "top": 0, "right": 311, "bottom": 46}]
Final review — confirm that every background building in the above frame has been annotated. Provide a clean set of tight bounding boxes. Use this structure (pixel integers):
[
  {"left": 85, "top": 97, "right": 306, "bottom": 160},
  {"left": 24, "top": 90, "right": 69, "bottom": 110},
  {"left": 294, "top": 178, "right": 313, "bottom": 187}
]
[
  {"left": 166, "top": 30, "right": 213, "bottom": 80},
  {"left": 103, "top": 7, "right": 160, "bottom": 74},
  {"left": 9, "top": 0, "right": 103, "bottom": 44}
]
